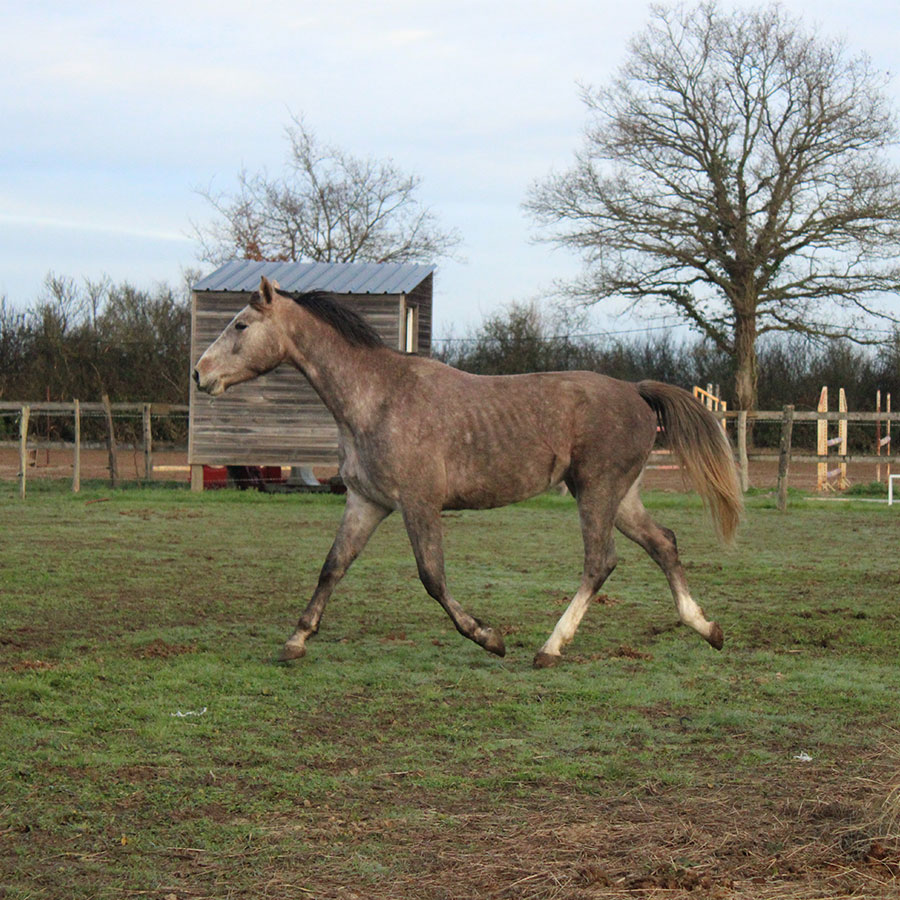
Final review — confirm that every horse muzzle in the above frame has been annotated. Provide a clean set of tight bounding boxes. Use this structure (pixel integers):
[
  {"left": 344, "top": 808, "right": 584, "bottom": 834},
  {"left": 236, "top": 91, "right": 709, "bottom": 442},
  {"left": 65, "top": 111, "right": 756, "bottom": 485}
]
[{"left": 193, "top": 365, "right": 225, "bottom": 396}]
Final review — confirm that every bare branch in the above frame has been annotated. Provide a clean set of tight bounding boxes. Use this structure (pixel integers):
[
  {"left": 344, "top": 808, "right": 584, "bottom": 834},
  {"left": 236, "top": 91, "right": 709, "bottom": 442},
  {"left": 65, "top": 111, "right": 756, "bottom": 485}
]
[{"left": 193, "top": 115, "right": 461, "bottom": 266}]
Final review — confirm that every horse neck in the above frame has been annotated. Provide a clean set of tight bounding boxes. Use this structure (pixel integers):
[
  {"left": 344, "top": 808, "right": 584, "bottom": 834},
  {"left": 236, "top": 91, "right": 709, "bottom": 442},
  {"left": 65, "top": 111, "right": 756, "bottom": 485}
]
[{"left": 281, "top": 304, "right": 394, "bottom": 429}]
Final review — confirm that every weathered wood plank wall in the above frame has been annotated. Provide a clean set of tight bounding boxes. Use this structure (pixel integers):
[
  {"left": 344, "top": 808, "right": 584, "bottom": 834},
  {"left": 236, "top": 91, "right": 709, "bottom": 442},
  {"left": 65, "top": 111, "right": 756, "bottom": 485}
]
[{"left": 408, "top": 275, "right": 433, "bottom": 355}]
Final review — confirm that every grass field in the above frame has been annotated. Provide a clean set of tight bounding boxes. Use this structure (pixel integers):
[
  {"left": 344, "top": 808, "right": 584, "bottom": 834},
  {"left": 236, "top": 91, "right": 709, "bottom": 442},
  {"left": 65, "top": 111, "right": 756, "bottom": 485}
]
[{"left": 1, "top": 482, "right": 899, "bottom": 899}]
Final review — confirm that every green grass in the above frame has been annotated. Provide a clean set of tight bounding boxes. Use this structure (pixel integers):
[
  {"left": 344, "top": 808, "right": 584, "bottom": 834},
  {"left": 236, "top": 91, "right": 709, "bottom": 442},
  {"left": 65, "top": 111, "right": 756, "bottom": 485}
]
[{"left": 1, "top": 482, "right": 898, "bottom": 898}]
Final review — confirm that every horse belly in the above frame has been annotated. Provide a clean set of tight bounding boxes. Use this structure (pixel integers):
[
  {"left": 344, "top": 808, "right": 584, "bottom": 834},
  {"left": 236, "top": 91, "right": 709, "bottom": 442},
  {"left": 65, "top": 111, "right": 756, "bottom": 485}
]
[{"left": 443, "top": 426, "right": 567, "bottom": 510}]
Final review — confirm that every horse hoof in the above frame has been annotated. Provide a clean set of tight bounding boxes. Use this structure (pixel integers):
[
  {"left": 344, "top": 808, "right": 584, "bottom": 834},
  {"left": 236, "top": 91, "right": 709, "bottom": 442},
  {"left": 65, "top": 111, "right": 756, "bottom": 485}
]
[
  {"left": 707, "top": 623, "right": 724, "bottom": 651},
  {"left": 279, "top": 641, "right": 307, "bottom": 662},
  {"left": 481, "top": 629, "right": 506, "bottom": 657},
  {"left": 533, "top": 651, "right": 561, "bottom": 669}
]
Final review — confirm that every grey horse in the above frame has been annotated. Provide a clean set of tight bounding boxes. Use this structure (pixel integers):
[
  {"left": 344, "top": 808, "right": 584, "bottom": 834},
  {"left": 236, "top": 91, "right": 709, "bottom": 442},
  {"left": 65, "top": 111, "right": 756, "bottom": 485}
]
[{"left": 194, "top": 276, "right": 742, "bottom": 667}]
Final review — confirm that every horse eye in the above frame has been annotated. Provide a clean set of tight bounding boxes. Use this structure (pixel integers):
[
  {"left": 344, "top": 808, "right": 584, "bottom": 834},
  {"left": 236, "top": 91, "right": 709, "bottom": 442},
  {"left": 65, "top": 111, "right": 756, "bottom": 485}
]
[{"left": 234, "top": 322, "right": 249, "bottom": 332}]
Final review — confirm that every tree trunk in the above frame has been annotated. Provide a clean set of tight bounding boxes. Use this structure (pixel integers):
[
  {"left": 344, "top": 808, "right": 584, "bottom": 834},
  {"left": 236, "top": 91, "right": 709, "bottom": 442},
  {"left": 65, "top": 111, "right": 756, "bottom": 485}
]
[{"left": 733, "top": 312, "right": 758, "bottom": 413}]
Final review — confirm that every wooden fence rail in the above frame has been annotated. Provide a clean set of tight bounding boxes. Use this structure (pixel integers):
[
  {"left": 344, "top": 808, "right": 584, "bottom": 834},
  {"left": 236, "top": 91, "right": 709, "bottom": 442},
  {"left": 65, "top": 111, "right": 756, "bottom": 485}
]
[
  {"left": 0, "top": 402, "right": 188, "bottom": 414},
  {"left": 719, "top": 410, "right": 900, "bottom": 423}
]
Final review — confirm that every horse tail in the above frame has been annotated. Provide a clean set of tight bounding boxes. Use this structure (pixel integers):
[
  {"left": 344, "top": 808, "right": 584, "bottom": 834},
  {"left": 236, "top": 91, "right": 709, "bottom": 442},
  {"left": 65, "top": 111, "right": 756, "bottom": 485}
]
[{"left": 637, "top": 380, "right": 743, "bottom": 543}]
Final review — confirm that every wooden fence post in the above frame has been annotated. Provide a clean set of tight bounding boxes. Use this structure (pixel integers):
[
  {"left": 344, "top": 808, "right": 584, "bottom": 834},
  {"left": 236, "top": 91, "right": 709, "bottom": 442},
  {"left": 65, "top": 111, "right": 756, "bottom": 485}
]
[
  {"left": 72, "top": 399, "right": 81, "bottom": 493},
  {"left": 816, "top": 387, "right": 828, "bottom": 491},
  {"left": 776, "top": 405, "right": 794, "bottom": 512},
  {"left": 142, "top": 404, "right": 152, "bottom": 482},
  {"left": 878, "top": 392, "right": 892, "bottom": 483},
  {"left": 101, "top": 394, "right": 118, "bottom": 488},
  {"left": 737, "top": 410, "right": 750, "bottom": 493},
  {"left": 881, "top": 394, "right": 891, "bottom": 484},
  {"left": 18, "top": 405, "right": 30, "bottom": 500},
  {"left": 838, "top": 388, "right": 849, "bottom": 489}
]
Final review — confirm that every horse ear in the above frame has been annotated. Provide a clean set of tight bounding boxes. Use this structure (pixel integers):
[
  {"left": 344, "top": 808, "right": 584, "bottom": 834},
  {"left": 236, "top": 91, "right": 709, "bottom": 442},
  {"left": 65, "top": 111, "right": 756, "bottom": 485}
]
[{"left": 259, "top": 276, "right": 279, "bottom": 305}]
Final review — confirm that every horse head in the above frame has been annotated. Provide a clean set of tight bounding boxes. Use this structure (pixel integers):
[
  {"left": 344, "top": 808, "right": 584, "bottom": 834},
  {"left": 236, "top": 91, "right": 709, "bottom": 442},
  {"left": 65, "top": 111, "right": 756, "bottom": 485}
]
[{"left": 193, "top": 276, "right": 288, "bottom": 396}]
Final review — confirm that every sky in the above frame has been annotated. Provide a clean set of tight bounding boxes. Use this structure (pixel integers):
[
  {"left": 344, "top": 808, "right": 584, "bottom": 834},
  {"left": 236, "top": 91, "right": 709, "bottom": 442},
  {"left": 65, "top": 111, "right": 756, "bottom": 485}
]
[{"left": 1, "top": 0, "right": 898, "bottom": 340}]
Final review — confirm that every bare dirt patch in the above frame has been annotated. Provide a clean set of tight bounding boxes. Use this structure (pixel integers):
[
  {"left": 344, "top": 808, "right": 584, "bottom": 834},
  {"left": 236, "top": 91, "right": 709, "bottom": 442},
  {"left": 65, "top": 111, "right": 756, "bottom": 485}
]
[
  {"left": 135, "top": 638, "right": 198, "bottom": 659},
  {"left": 0, "top": 447, "right": 191, "bottom": 484},
  {"left": 7, "top": 659, "right": 56, "bottom": 672}
]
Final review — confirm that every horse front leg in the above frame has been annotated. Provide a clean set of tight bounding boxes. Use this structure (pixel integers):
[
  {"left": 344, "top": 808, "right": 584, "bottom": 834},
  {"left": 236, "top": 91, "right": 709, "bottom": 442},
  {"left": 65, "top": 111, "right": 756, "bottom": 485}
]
[
  {"left": 402, "top": 503, "right": 505, "bottom": 657},
  {"left": 281, "top": 490, "right": 391, "bottom": 661}
]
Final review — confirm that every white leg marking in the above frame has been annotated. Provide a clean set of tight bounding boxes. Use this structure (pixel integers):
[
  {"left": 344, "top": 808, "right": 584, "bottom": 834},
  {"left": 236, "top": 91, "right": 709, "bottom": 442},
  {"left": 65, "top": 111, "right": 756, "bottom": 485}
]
[
  {"left": 285, "top": 628, "right": 310, "bottom": 647},
  {"left": 540, "top": 585, "right": 594, "bottom": 657},
  {"left": 675, "top": 590, "right": 714, "bottom": 638},
  {"left": 281, "top": 628, "right": 312, "bottom": 659}
]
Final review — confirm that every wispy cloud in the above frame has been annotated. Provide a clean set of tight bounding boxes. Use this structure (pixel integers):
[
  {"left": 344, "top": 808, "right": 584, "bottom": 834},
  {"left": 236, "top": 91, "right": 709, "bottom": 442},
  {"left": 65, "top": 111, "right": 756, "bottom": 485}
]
[{"left": 0, "top": 213, "right": 192, "bottom": 244}]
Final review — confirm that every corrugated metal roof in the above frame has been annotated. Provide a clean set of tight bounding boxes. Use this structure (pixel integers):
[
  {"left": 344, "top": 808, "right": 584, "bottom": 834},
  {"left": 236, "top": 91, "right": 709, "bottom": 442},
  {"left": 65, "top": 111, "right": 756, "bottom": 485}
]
[{"left": 193, "top": 260, "right": 435, "bottom": 295}]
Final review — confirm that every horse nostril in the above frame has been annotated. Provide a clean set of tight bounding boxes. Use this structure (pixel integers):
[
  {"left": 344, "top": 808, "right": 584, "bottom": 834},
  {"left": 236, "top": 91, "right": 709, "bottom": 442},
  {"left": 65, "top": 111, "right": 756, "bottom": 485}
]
[{"left": 192, "top": 368, "right": 200, "bottom": 386}]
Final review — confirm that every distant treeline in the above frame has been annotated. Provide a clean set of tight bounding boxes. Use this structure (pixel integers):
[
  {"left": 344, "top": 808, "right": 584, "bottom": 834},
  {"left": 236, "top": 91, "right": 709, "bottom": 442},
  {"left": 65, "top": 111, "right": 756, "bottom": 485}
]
[
  {"left": 2, "top": 283, "right": 897, "bottom": 449},
  {"left": 434, "top": 301, "right": 900, "bottom": 409},
  {"left": 0, "top": 274, "right": 192, "bottom": 405}
]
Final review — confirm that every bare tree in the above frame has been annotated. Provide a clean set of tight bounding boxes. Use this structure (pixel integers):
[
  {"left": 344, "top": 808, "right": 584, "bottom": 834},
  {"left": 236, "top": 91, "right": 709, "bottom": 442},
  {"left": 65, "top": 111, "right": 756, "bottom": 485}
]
[
  {"left": 526, "top": 2, "right": 900, "bottom": 411},
  {"left": 194, "top": 116, "right": 460, "bottom": 266}
]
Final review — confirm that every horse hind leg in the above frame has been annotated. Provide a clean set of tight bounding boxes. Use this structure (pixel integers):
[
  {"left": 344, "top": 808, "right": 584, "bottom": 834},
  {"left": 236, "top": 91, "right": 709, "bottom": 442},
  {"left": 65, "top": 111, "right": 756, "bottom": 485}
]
[{"left": 614, "top": 483, "right": 724, "bottom": 650}]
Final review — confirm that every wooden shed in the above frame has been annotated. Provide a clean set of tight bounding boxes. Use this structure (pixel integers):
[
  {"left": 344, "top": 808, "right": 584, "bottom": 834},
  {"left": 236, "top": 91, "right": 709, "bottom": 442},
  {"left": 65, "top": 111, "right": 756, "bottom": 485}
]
[{"left": 188, "top": 260, "right": 435, "bottom": 487}]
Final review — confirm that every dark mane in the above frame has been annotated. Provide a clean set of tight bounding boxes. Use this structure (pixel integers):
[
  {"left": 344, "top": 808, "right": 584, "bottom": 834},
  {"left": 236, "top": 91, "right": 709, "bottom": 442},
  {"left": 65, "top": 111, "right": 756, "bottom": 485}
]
[{"left": 275, "top": 289, "right": 385, "bottom": 348}]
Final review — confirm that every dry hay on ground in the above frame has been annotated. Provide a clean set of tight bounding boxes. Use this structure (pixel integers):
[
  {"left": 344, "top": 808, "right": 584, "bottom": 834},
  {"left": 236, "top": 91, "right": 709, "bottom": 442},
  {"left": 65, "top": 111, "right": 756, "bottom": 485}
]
[{"left": 249, "top": 760, "right": 900, "bottom": 900}]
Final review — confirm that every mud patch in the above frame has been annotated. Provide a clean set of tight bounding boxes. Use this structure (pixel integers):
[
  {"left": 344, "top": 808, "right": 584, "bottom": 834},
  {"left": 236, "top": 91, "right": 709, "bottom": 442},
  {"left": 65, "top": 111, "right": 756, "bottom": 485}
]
[
  {"left": 611, "top": 644, "right": 653, "bottom": 660},
  {"left": 7, "top": 659, "right": 56, "bottom": 672},
  {"left": 136, "top": 638, "right": 198, "bottom": 659}
]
